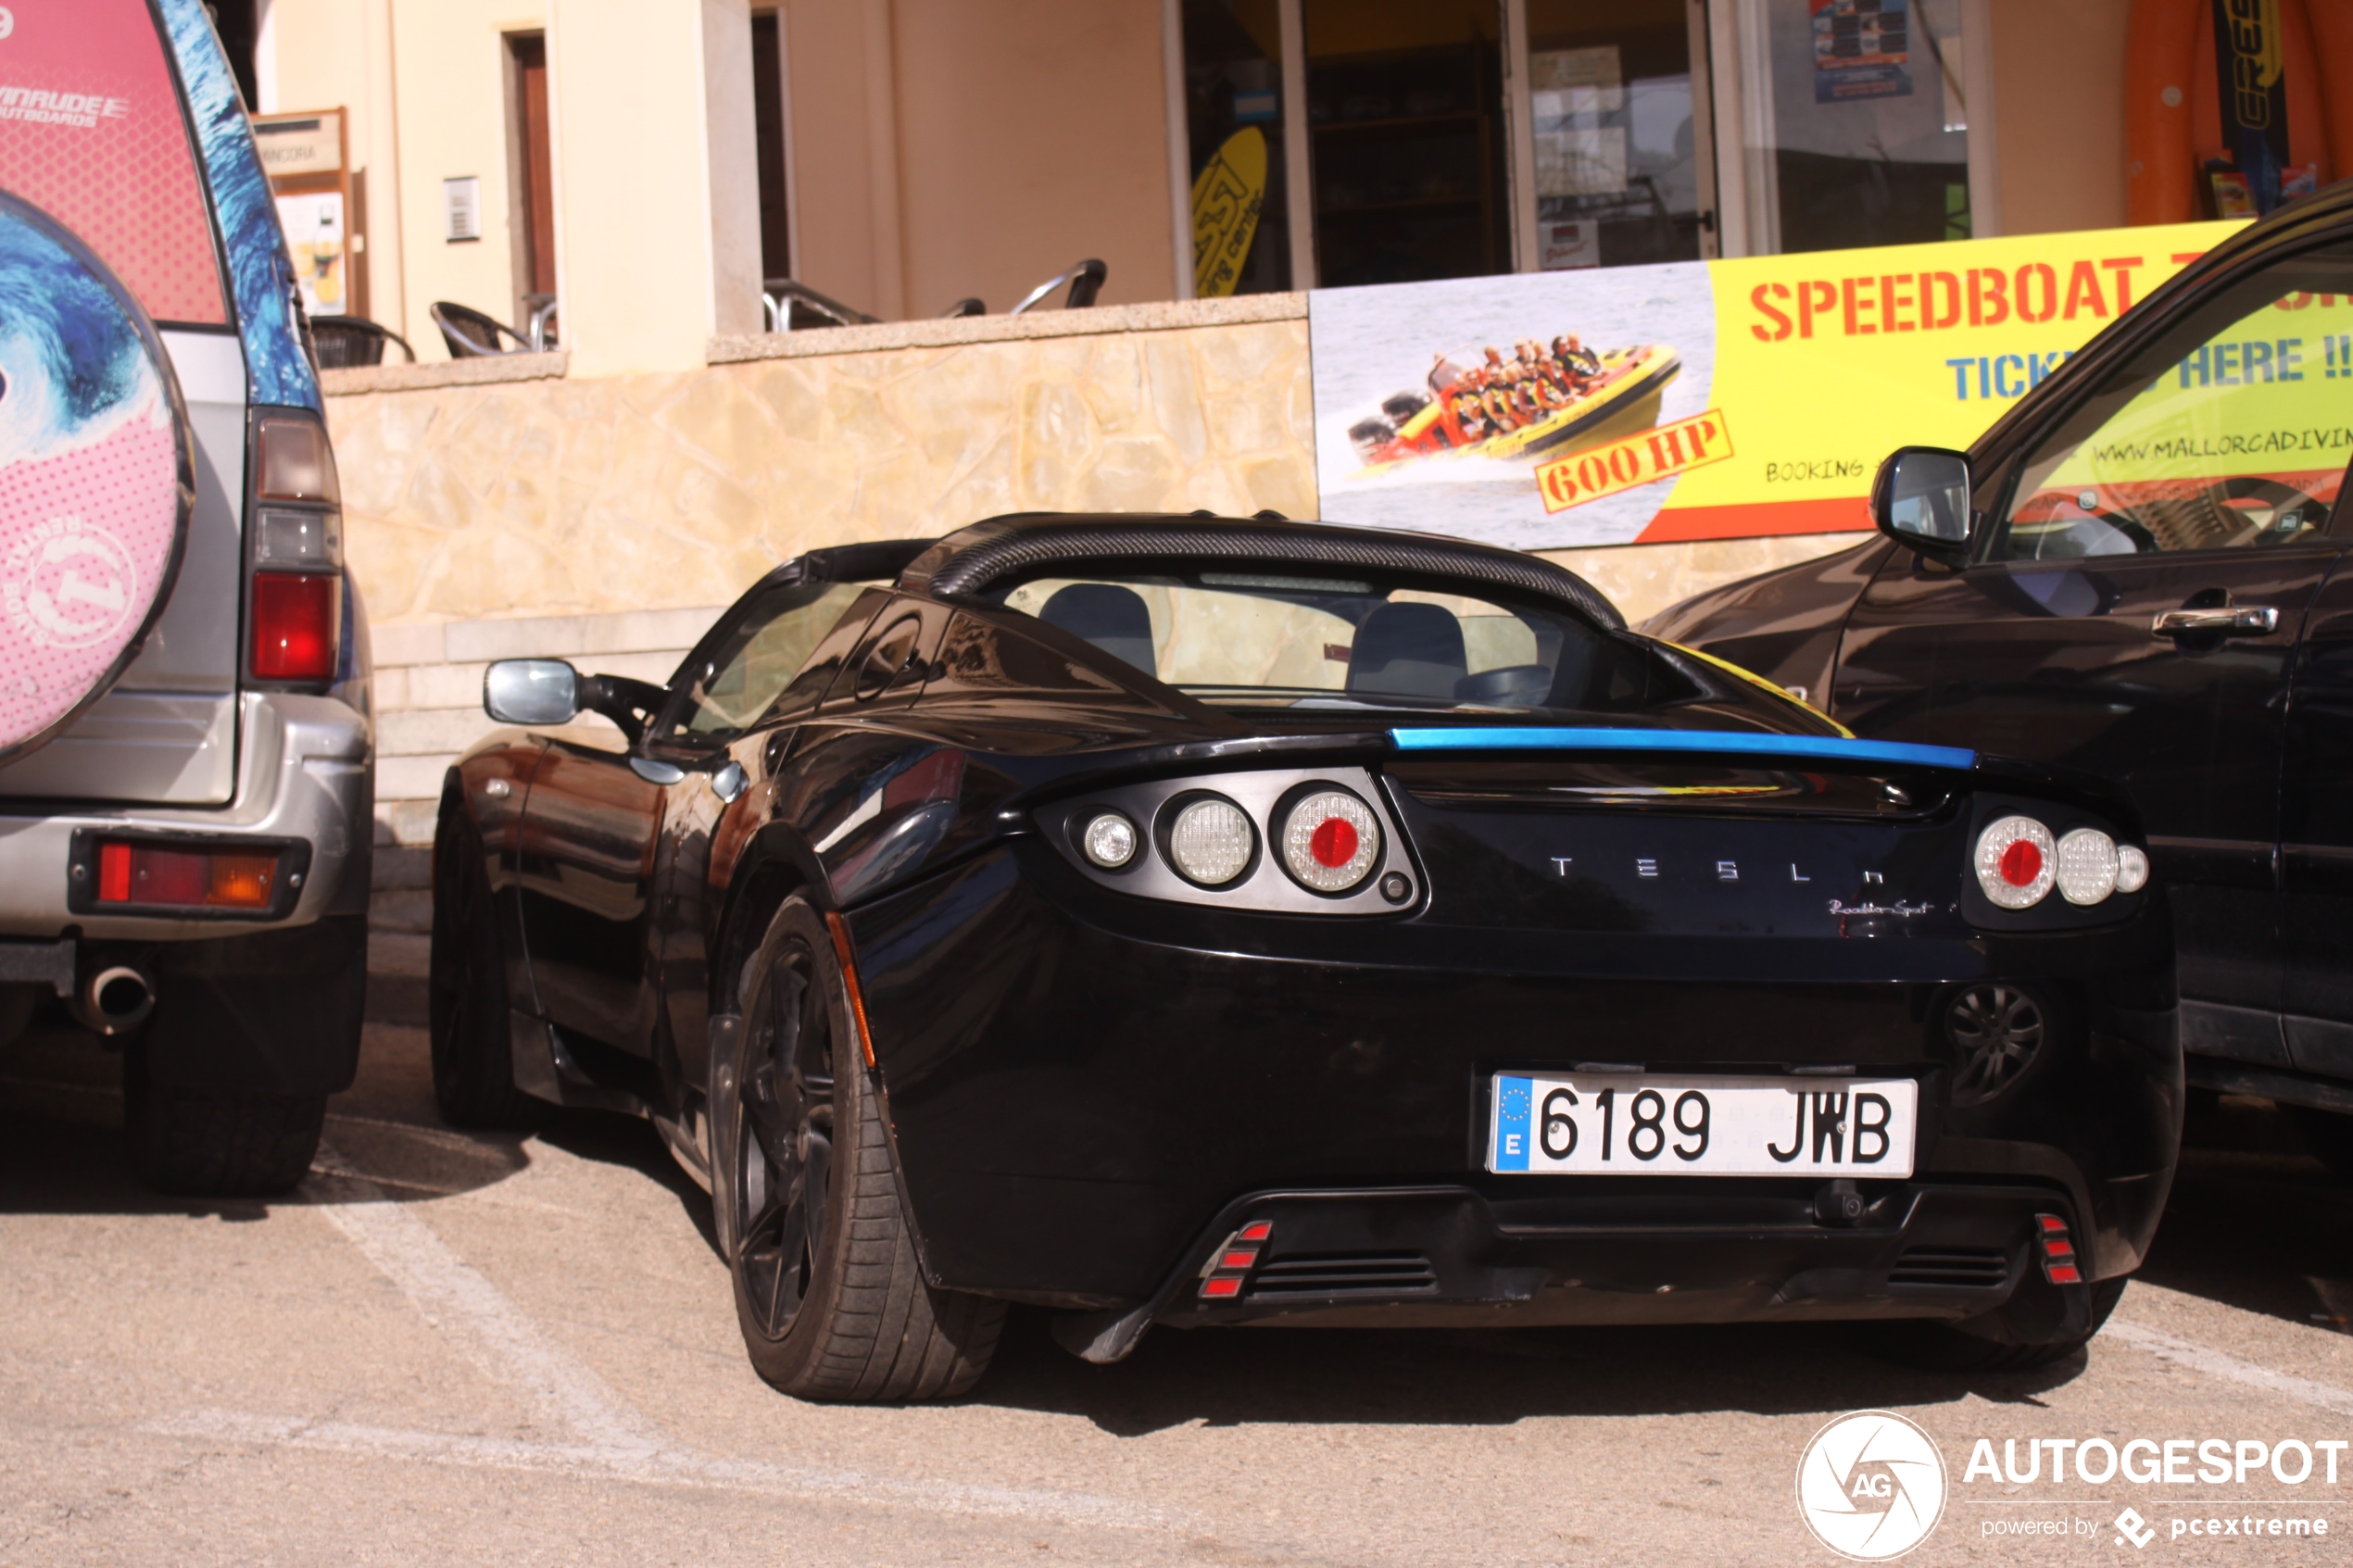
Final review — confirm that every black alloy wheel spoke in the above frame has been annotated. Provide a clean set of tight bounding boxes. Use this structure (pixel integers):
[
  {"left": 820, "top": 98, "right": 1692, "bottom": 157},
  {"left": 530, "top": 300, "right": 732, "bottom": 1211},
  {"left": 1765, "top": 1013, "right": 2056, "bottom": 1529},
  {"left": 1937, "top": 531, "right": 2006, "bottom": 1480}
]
[{"left": 732, "top": 942, "right": 838, "bottom": 1343}]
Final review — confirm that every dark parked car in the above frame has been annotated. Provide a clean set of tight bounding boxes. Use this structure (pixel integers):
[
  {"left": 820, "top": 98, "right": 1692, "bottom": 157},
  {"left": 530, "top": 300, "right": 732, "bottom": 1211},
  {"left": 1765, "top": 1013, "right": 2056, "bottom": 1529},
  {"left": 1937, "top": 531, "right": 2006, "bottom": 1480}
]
[
  {"left": 434, "top": 513, "right": 2175, "bottom": 1400},
  {"left": 1646, "top": 182, "right": 2353, "bottom": 1170}
]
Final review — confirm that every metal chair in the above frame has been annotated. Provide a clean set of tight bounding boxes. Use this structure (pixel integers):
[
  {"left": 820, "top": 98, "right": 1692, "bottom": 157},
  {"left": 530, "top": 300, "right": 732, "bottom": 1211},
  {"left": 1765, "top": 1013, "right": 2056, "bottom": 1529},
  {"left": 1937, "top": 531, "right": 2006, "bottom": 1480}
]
[
  {"left": 309, "top": 317, "right": 416, "bottom": 369},
  {"left": 430, "top": 301, "right": 536, "bottom": 358},
  {"left": 1009, "top": 258, "right": 1106, "bottom": 315},
  {"left": 760, "top": 279, "right": 880, "bottom": 333},
  {"left": 521, "top": 292, "right": 560, "bottom": 349}
]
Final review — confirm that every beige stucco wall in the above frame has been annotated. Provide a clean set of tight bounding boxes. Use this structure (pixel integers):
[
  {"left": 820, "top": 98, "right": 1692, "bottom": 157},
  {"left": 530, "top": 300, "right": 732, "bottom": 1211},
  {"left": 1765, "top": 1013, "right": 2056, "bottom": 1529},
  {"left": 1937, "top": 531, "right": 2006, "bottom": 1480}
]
[
  {"left": 887, "top": 0, "right": 1178, "bottom": 314},
  {"left": 1988, "top": 0, "right": 2132, "bottom": 236},
  {"left": 385, "top": 0, "right": 544, "bottom": 358},
  {"left": 778, "top": 0, "right": 1178, "bottom": 321}
]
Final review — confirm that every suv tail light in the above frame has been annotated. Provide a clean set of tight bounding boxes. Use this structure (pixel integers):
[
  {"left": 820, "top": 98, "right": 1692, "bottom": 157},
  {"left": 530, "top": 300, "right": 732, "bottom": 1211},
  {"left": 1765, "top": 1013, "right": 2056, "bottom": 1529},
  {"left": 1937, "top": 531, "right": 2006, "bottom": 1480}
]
[
  {"left": 255, "top": 416, "right": 339, "bottom": 503},
  {"left": 251, "top": 571, "right": 338, "bottom": 680},
  {"left": 246, "top": 412, "right": 344, "bottom": 686},
  {"left": 68, "top": 831, "right": 309, "bottom": 919}
]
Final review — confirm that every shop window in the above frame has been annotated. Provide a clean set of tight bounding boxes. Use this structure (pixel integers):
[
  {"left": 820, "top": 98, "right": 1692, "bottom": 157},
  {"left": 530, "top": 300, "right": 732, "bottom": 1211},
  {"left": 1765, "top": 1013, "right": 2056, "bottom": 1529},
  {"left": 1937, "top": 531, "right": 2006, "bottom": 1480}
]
[
  {"left": 1729, "top": 0, "right": 1971, "bottom": 256},
  {"left": 507, "top": 33, "right": 557, "bottom": 329},
  {"left": 1526, "top": 0, "right": 1705, "bottom": 271},
  {"left": 1303, "top": 0, "right": 1508, "bottom": 289},
  {"left": 1181, "top": 0, "right": 1294, "bottom": 295},
  {"left": 752, "top": 11, "right": 792, "bottom": 283}
]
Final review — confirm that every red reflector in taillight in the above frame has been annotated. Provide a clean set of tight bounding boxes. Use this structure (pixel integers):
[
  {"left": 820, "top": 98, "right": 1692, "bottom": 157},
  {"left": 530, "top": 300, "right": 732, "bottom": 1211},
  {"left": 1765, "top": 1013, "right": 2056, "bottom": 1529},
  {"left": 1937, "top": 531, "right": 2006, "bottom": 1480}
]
[
  {"left": 1219, "top": 1248, "right": 1258, "bottom": 1271},
  {"left": 251, "top": 571, "right": 339, "bottom": 681},
  {"left": 98, "top": 842, "right": 132, "bottom": 901},
  {"left": 1237, "top": 1221, "right": 1273, "bottom": 1242},
  {"left": 2037, "top": 1214, "right": 2068, "bottom": 1234},
  {"left": 2046, "top": 1263, "right": 2082, "bottom": 1285},
  {"left": 91, "top": 841, "right": 278, "bottom": 909},
  {"left": 1201, "top": 1275, "right": 1242, "bottom": 1299}
]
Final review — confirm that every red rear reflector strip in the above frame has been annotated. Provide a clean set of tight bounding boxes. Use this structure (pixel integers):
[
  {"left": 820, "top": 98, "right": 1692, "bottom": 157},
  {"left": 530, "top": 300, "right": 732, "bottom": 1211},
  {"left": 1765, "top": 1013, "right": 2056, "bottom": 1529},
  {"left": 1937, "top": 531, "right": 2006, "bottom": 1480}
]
[
  {"left": 90, "top": 842, "right": 278, "bottom": 909},
  {"left": 2046, "top": 1263, "right": 2082, "bottom": 1285},
  {"left": 1200, "top": 1275, "right": 1242, "bottom": 1299},
  {"left": 2037, "top": 1214, "right": 2068, "bottom": 1234},
  {"left": 98, "top": 842, "right": 132, "bottom": 902},
  {"left": 2044, "top": 1239, "right": 2074, "bottom": 1261},
  {"left": 1237, "top": 1221, "right": 1272, "bottom": 1242},
  {"left": 1219, "top": 1248, "right": 1258, "bottom": 1271}
]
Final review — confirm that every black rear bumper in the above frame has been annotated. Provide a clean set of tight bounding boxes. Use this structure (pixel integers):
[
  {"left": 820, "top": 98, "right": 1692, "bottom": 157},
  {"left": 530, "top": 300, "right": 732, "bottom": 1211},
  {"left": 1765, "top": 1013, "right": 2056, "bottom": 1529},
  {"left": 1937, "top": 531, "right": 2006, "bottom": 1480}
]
[
  {"left": 1149, "top": 1181, "right": 2084, "bottom": 1333},
  {"left": 849, "top": 843, "right": 2178, "bottom": 1314}
]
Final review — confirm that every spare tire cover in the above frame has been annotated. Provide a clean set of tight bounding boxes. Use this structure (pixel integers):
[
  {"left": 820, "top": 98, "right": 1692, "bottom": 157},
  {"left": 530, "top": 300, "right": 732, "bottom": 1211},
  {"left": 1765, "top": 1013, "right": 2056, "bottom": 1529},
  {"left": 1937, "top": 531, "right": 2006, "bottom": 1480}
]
[{"left": 0, "top": 191, "right": 194, "bottom": 767}]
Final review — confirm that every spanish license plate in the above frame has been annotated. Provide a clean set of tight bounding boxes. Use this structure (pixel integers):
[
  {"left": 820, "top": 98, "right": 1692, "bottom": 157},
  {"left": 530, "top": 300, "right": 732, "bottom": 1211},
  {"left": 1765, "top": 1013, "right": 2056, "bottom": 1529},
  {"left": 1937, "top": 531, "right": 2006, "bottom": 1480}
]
[{"left": 1486, "top": 1073, "right": 1918, "bottom": 1177}]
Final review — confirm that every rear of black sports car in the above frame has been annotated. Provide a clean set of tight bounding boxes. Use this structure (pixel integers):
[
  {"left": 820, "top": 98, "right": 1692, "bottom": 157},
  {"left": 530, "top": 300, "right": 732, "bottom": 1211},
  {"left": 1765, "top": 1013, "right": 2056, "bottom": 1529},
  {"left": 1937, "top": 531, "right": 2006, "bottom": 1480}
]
[{"left": 812, "top": 518, "right": 2179, "bottom": 1364}]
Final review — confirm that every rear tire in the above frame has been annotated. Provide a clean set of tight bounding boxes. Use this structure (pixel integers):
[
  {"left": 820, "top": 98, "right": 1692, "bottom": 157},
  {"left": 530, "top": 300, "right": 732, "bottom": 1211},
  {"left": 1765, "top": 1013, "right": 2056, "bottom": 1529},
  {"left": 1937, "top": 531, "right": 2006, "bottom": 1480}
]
[
  {"left": 1872, "top": 1277, "right": 2129, "bottom": 1373},
  {"left": 430, "top": 810, "right": 529, "bottom": 1129},
  {"left": 711, "top": 897, "right": 1004, "bottom": 1401},
  {"left": 123, "top": 1045, "right": 324, "bottom": 1197}
]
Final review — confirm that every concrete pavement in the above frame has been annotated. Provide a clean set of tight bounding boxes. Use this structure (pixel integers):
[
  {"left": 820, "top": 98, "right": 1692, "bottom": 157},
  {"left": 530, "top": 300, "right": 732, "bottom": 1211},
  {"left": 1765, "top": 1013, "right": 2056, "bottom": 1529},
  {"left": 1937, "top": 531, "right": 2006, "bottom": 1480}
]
[{"left": 3, "top": 1022, "right": 2349, "bottom": 1566}]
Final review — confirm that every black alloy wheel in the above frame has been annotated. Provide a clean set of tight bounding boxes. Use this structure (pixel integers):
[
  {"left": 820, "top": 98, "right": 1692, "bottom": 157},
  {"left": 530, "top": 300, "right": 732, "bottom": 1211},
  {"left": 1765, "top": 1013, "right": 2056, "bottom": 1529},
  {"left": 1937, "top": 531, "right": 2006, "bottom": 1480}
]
[
  {"left": 712, "top": 897, "right": 1005, "bottom": 1401},
  {"left": 1946, "top": 984, "right": 2044, "bottom": 1109},
  {"left": 429, "top": 809, "right": 529, "bottom": 1129},
  {"left": 732, "top": 930, "right": 836, "bottom": 1343}
]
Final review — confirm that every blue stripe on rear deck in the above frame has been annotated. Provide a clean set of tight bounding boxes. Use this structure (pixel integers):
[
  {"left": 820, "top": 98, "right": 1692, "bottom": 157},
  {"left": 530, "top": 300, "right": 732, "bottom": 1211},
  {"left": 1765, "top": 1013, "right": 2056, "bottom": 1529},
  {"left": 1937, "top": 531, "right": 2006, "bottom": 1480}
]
[{"left": 1387, "top": 727, "right": 1976, "bottom": 771}]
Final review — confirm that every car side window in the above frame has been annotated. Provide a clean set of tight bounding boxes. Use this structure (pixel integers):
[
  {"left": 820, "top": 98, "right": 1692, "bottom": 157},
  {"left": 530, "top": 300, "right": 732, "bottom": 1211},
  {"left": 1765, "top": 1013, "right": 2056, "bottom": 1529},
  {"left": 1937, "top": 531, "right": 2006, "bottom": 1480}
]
[
  {"left": 1988, "top": 241, "right": 2353, "bottom": 562},
  {"left": 669, "top": 582, "right": 875, "bottom": 739}
]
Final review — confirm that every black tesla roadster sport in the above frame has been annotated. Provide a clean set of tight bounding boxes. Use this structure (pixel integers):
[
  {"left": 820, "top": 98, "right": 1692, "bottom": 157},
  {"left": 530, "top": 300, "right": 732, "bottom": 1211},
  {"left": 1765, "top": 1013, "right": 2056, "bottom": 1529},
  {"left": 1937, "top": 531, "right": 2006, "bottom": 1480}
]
[{"left": 431, "top": 512, "right": 2178, "bottom": 1401}]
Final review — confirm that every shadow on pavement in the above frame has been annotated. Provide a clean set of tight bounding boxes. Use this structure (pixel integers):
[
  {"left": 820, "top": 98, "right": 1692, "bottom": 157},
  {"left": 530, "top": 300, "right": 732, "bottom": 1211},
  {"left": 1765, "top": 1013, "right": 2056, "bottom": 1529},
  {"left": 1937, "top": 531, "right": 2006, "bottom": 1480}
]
[
  {"left": 2137, "top": 1093, "right": 2353, "bottom": 1334},
  {"left": 965, "top": 1308, "right": 2089, "bottom": 1436},
  {"left": 0, "top": 1013, "right": 690, "bottom": 1227}
]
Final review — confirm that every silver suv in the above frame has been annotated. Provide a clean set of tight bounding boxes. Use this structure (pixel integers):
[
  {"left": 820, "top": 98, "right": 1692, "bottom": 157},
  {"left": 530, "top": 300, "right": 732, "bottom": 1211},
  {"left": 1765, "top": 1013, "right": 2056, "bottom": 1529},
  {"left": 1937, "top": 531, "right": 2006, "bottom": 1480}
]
[{"left": 0, "top": 0, "right": 371, "bottom": 1193}]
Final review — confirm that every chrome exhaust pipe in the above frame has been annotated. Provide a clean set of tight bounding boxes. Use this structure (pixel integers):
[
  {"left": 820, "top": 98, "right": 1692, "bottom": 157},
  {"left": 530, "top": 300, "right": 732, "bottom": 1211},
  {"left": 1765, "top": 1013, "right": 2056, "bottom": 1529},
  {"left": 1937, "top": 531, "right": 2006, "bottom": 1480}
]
[{"left": 74, "top": 965, "right": 155, "bottom": 1035}]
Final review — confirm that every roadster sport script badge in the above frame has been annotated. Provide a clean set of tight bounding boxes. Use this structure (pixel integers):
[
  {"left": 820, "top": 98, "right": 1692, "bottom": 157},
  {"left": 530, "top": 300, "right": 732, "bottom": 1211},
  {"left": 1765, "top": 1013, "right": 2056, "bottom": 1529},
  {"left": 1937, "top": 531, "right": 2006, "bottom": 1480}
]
[{"left": 1489, "top": 1073, "right": 1919, "bottom": 1176}]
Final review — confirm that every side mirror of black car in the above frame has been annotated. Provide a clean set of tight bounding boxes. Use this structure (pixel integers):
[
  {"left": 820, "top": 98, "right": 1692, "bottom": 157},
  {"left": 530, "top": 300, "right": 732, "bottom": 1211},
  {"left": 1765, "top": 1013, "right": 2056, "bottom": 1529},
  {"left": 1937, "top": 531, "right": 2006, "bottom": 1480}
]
[
  {"left": 484, "top": 658, "right": 581, "bottom": 724},
  {"left": 1871, "top": 446, "right": 1972, "bottom": 563}
]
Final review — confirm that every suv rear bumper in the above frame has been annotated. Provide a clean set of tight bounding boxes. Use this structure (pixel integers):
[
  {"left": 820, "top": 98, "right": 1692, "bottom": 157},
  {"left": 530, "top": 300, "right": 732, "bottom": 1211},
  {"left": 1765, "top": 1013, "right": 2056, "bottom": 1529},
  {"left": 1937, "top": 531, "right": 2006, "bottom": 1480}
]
[{"left": 0, "top": 692, "right": 371, "bottom": 940}]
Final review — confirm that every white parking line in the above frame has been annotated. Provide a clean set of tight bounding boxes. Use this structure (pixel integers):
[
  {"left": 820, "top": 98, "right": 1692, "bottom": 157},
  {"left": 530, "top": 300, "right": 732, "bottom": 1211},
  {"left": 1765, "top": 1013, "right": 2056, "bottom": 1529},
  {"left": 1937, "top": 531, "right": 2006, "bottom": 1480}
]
[
  {"left": 138, "top": 1143, "right": 1176, "bottom": 1534},
  {"left": 2105, "top": 1319, "right": 2353, "bottom": 1417},
  {"left": 141, "top": 1409, "right": 1175, "bottom": 1529}
]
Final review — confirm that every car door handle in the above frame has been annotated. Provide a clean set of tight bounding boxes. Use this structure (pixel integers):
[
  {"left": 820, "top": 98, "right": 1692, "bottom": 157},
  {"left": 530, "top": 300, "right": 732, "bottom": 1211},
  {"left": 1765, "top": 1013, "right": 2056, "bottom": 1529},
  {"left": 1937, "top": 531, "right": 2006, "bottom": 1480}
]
[{"left": 2151, "top": 606, "right": 2280, "bottom": 637}]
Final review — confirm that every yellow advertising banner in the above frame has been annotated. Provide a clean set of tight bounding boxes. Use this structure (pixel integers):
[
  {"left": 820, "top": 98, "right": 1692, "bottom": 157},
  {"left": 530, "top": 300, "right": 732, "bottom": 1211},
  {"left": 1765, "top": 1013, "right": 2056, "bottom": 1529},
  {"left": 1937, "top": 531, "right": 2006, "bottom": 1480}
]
[
  {"left": 1644, "top": 221, "right": 2244, "bottom": 543},
  {"left": 1309, "top": 220, "right": 2255, "bottom": 550}
]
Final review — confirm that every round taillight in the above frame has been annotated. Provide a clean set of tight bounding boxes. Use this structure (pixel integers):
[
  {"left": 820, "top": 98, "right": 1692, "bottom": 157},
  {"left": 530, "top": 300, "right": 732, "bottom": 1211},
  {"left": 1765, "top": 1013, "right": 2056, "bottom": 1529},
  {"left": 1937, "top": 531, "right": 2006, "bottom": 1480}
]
[
  {"left": 2114, "top": 843, "right": 2150, "bottom": 895},
  {"left": 1166, "top": 797, "right": 1253, "bottom": 885},
  {"left": 2055, "top": 826, "right": 2119, "bottom": 905},
  {"left": 1279, "top": 789, "right": 1381, "bottom": 893},
  {"left": 1080, "top": 810, "right": 1137, "bottom": 869},
  {"left": 1975, "top": 815, "right": 2056, "bottom": 909}
]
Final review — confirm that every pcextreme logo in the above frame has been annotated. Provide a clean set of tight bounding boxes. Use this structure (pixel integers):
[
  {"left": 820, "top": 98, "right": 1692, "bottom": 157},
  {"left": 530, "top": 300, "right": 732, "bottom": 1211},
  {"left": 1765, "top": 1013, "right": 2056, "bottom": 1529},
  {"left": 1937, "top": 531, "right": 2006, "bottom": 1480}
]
[{"left": 1796, "top": 1411, "right": 1949, "bottom": 1561}]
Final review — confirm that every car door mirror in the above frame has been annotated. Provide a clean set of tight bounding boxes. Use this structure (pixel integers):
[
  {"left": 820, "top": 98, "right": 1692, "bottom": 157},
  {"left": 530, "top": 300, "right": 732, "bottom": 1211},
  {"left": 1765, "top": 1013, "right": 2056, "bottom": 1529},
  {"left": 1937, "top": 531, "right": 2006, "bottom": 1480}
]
[
  {"left": 1871, "top": 447, "right": 1972, "bottom": 561},
  {"left": 484, "top": 659, "right": 581, "bottom": 724}
]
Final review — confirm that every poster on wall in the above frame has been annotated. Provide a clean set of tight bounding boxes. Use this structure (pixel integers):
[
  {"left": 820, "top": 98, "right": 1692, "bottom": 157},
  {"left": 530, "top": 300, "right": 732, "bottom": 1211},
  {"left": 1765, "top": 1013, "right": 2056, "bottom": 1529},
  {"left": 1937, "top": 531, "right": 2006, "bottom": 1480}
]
[
  {"left": 274, "top": 190, "right": 346, "bottom": 317},
  {"left": 1810, "top": 0, "right": 1913, "bottom": 104},
  {"left": 1307, "top": 219, "right": 2240, "bottom": 550}
]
